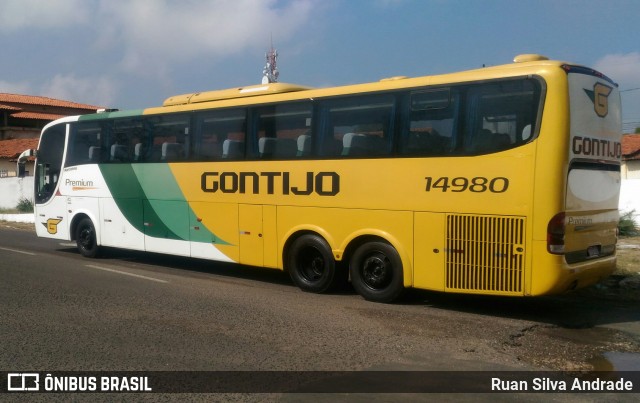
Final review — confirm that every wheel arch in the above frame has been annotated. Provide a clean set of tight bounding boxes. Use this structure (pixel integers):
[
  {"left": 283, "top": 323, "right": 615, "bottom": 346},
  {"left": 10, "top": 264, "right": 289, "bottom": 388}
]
[{"left": 69, "top": 211, "right": 101, "bottom": 245}]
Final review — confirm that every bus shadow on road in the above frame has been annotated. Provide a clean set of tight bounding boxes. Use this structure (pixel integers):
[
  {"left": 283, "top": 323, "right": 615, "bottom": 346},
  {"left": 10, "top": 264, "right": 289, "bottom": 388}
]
[
  {"left": 58, "top": 245, "right": 358, "bottom": 296},
  {"left": 401, "top": 285, "right": 640, "bottom": 331},
  {"left": 56, "top": 244, "right": 639, "bottom": 330}
]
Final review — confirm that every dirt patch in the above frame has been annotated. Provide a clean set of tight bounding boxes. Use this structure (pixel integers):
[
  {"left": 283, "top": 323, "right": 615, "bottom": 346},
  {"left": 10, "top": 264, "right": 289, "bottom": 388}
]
[
  {"left": 500, "top": 324, "right": 640, "bottom": 371},
  {"left": 0, "top": 220, "right": 35, "bottom": 232}
]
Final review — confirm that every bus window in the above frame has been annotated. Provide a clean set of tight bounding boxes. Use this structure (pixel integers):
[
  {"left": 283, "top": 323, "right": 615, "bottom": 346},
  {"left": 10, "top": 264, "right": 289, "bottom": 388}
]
[
  {"left": 193, "top": 109, "right": 246, "bottom": 161},
  {"left": 403, "top": 88, "right": 458, "bottom": 156},
  {"left": 464, "top": 79, "right": 540, "bottom": 154},
  {"left": 146, "top": 115, "right": 190, "bottom": 162},
  {"left": 319, "top": 95, "right": 395, "bottom": 157},
  {"left": 65, "top": 121, "right": 109, "bottom": 167},
  {"left": 195, "top": 109, "right": 246, "bottom": 161},
  {"left": 253, "top": 103, "right": 311, "bottom": 159},
  {"left": 114, "top": 119, "right": 149, "bottom": 162}
]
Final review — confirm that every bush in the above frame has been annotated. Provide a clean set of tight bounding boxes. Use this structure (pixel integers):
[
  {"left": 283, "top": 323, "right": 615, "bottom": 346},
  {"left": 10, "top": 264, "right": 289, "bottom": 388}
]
[
  {"left": 16, "top": 197, "right": 33, "bottom": 213},
  {"left": 619, "top": 210, "right": 639, "bottom": 237}
]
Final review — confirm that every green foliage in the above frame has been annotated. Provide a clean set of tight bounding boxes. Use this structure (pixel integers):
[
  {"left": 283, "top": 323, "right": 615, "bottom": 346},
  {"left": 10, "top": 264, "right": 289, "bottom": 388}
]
[
  {"left": 16, "top": 197, "right": 33, "bottom": 213},
  {"left": 619, "top": 210, "right": 639, "bottom": 237},
  {"left": 635, "top": 127, "right": 640, "bottom": 134}
]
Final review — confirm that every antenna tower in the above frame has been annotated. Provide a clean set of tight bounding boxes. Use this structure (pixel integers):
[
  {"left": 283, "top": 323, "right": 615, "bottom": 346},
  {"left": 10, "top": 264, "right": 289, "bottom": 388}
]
[{"left": 262, "top": 37, "right": 279, "bottom": 84}]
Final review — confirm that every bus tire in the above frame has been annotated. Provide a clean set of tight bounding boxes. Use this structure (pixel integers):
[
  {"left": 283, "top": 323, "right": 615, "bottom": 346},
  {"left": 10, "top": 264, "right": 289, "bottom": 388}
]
[
  {"left": 349, "top": 241, "right": 404, "bottom": 303},
  {"left": 76, "top": 217, "right": 100, "bottom": 258},
  {"left": 287, "top": 234, "right": 338, "bottom": 293}
]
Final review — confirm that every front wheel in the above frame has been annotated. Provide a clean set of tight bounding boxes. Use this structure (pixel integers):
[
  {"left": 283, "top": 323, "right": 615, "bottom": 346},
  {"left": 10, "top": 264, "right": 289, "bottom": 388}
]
[
  {"left": 76, "top": 217, "right": 100, "bottom": 258},
  {"left": 349, "top": 241, "right": 404, "bottom": 303}
]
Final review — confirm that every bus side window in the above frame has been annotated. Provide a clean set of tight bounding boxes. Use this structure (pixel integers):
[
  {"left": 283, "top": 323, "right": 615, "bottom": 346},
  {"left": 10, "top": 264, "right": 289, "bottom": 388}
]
[
  {"left": 464, "top": 79, "right": 540, "bottom": 154},
  {"left": 109, "top": 130, "right": 130, "bottom": 162},
  {"left": 403, "top": 89, "right": 457, "bottom": 156},
  {"left": 146, "top": 115, "right": 190, "bottom": 162},
  {"left": 297, "top": 133, "right": 312, "bottom": 157},
  {"left": 66, "top": 121, "right": 109, "bottom": 167},
  {"left": 113, "top": 119, "right": 148, "bottom": 163},
  {"left": 222, "top": 139, "right": 244, "bottom": 159},
  {"left": 253, "top": 103, "right": 311, "bottom": 159},
  {"left": 320, "top": 95, "right": 394, "bottom": 158},
  {"left": 468, "top": 128, "right": 512, "bottom": 153},
  {"left": 200, "top": 131, "right": 223, "bottom": 160},
  {"left": 196, "top": 109, "right": 246, "bottom": 161}
]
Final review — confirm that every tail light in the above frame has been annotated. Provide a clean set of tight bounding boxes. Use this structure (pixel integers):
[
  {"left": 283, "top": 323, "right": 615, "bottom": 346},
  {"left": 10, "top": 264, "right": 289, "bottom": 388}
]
[{"left": 547, "top": 212, "right": 566, "bottom": 254}]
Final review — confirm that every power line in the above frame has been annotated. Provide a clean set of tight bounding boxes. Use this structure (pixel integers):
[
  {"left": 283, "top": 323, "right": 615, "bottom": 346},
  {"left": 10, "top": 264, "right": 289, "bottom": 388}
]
[{"left": 621, "top": 87, "right": 640, "bottom": 93}]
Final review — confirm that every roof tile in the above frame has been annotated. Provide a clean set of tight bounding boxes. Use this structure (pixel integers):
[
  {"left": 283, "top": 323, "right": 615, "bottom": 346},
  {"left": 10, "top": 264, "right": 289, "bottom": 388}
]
[
  {"left": 9, "top": 111, "right": 66, "bottom": 121},
  {"left": 0, "top": 103, "right": 22, "bottom": 111},
  {"left": 622, "top": 134, "right": 640, "bottom": 160},
  {"left": 0, "top": 138, "right": 40, "bottom": 159},
  {"left": 0, "top": 93, "right": 102, "bottom": 110}
]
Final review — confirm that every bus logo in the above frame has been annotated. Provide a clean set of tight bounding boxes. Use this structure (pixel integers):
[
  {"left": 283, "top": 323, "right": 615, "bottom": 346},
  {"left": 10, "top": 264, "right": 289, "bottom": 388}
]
[
  {"left": 7, "top": 373, "right": 40, "bottom": 391},
  {"left": 45, "top": 218, "right": 63, "bottom": 234},
  {"left": 584, "top": 82, "right": 613, "bottom": 118}
]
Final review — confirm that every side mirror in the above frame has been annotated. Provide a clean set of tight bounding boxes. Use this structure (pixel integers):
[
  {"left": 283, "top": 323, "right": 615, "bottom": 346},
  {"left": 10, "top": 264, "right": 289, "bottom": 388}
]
[
  {"left": 17, "top": 149, "right": 36, "bottom": 177},
  {"left": 18, "top": 149, "right": 36, "bottom": 162}
]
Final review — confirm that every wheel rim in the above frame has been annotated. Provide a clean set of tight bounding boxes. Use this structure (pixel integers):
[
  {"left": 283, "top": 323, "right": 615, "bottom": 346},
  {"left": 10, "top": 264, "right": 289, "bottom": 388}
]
[
  {"left": 299, "top": 246, "right": 325, "bottom": 282},
  {"left": 79, "top": 226, "right": 94, "bottom": 251},
  {"left": 361, "top": 252, "right": 392, "bottom": 290}
]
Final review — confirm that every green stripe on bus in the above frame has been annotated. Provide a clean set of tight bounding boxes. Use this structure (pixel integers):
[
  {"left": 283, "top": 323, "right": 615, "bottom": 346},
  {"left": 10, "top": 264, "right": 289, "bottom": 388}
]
[
  {"left": 78, "top": 109, "right": 146, "bottom": 120},
  {"left": 99, "top": 164, "right": 231, "bottom": 245},
  {"left": 134, "top": 164, "right": 189, "bottom": 240}
]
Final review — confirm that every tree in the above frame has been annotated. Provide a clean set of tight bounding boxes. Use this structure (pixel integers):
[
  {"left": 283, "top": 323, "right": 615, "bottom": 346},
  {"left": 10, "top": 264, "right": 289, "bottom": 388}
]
[{"left": 635, "top": 127, "right": 640, "bottom": 134}]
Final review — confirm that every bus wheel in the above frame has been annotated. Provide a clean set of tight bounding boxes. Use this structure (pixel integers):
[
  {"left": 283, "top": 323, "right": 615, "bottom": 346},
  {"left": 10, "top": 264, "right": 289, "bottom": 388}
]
[
  {"left": 287, "top": 234, "right": 337, "bottom": 293},
  {"left": 76, "top": 217, "right": 100, "bottom": 258},
  {"left": 349, "top": 241, "right": 404, "bottom": 303}
]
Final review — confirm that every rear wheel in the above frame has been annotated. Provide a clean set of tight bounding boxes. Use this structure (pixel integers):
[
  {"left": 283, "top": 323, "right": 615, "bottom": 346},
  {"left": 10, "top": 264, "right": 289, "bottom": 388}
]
[
  {"left": 349, "top": 241, "right": 404, "bottom": 303},
  {"left": 76, "top": 217, "right": 100, "bottom": 258},
  {"left": 287, "top": 234, "right": 339, "bottom": 293}
]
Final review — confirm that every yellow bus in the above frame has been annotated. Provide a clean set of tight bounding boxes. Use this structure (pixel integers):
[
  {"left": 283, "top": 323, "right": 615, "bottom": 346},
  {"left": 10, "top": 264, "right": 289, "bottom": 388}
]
[{"left": 32, "top": 54, "right": 621, "bottom": 302}]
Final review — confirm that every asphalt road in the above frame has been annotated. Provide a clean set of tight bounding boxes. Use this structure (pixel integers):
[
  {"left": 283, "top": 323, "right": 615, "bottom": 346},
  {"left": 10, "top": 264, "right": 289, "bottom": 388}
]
[{"left": 1, "top": 224, "right": 639, "bottom": 400}]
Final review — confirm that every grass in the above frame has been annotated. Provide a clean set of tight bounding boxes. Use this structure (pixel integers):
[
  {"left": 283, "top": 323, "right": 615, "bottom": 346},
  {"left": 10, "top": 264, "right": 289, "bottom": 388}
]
[
  {"left": 616, "top": 236, "right": 640, "bottom": 275},
  {"left": 0, "top": 207, "right": 20, "bottom": 214}
]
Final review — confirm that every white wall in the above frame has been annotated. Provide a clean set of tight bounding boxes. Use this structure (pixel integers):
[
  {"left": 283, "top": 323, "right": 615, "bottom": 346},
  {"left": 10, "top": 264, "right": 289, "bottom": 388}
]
[
  {"left": 0, "top": 177, "right": 34, "bottom": 209},
  {"left": 620, "top": 179, "right": 640, "bottom": 223},
  {"left": 623, "top": 160, "right": 640, "bottom": 179}
]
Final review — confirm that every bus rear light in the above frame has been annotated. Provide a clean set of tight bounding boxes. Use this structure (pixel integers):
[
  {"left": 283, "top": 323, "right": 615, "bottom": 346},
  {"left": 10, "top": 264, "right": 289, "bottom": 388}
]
[{"left": 547, "top": 212, "right": 566, "bottom": 254}]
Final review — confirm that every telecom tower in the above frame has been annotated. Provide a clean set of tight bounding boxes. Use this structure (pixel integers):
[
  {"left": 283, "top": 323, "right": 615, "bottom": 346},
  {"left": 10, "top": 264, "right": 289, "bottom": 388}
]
[{"left": 262, "top": 40, "right": 279, "bottom": 84}]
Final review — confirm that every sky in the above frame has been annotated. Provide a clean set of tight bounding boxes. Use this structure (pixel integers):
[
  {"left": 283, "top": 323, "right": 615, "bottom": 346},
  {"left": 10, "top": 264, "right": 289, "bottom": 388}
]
[{"left": 1, "top": 0, "right": 639, "bottom": 132}]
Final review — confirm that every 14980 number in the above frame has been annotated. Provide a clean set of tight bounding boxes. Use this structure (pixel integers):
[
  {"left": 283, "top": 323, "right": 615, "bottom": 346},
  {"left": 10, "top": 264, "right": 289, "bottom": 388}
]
[{"left": 425, "top": 176, "right": 509, "bottom": 193}]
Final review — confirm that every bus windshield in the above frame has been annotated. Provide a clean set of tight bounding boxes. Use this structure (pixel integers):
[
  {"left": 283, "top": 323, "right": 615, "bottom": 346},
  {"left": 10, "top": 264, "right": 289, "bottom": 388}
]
[{"left": 35, "top": 124, "right": 66, "bottom": 204}]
